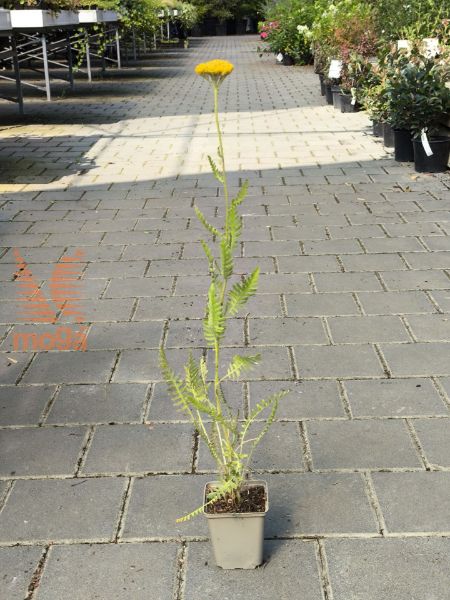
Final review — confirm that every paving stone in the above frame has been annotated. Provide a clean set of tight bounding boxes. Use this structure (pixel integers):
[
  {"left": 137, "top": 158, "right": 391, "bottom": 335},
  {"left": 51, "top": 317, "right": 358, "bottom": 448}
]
[
  {"left": 134, "top": 296, "right": 205, "bottom": 320},
  {"left": 256, "top": 273, "right": 312, "bottom": 294},
  {"left": 402, "top": 251, "right": 450, "bottom": 269},
  {"left": 249, "top": 380, "right": 345, "bottom": 419},
  {"left": 83, "top": 261, "right": 147, "bottom": 279},
  {"left": 122, "top": 475, "right": 211, "bottom": 539},
  {"left": 36, "top": 543, "right": 178, "bottom": 600},
  {"left": 307, "top": 420, "right": 420, "bottom": 469},
  {"left": 87, "top": 322, "right": 164, "bottom": 349},
  {"left": 285, "top": 293, "right": 359, "bottom": 317},
  {"left": 198, "top": 422, "right": 304, "bottom": 472},
  {"left": 0, "top": 352, "right": 30, "bottom": 383},
  {"left": 245, "top": 294, "right": 284, "bottom": 316},
  {"left": 327, "top": 315, "right": 410, "bottom": 343},
  {"left": 428, "top": 289, "right": 450, "bottom": 311},
  {"left": 413, "top": 418, "right": 450, "bottom": 468},
  {"left": 406, "top": 314, "right": 450, "bottom": 341},
  {"left": 313, "top": 272, "right": 383, "bottom": 293},
  {"left": 166, "top": 318, "right": 243, "bottom": 348},
  {"left": 340, "top": 253, "right": 407, "bottom": 271},
  {"left": 295, "top": 345, "right": 384, "bottom": 378},
  {"left": 122, "top": 244, "right": 181, "bottom": 260},
  {"left": 47, "top": 383, "right": 148, "bottom": 424},
  {"left": 249, "top": 317, "right": 328, "bottom": 346},
  {"left": 244, "top": 241, "right": 301, "bottom": 256},
  {"left": 104, "top": 276, "right": 173, "bottom": 298},
  {"left": 379, "top": 270, "right": 450, "bottom": 291},
  {"left": 361, "top": 237, "right": 425, "bottom": 253},
  {"left": 264, "top": 473, "right": 377, "bottom": 536},
  {"left": 356, "top": 291, "right": 435, "bottom": 314},
  {"left": 372, "top": 472, "right": 450, "bottom": 532},
  {"left": 184, "top": 540, "right": 323, "bottom": 600},
  {"left": 22, "top": 350, "right": 116, "bottom": 384},
  {"left": 0, "top": 426, "right": 86, "bottom": 477},
  {"left": 380, "top": 342, "right": 450, "bottom": 376},
  {"left": 0, "top": 385, "right": 55, "bottom": 425},
  {"left": 277, "top": 255, "right": 341, "bottom": 273},
  {"left": 0, "top": 546, "right": 43, "bottom": 600},
  {"left": 82, "top": 423, "right": 193, "bottom": 475},
  {"left": 326, "top": 538, "right": 450, "bottom": 600},
  {"left": 344, "top": 378, "right": 448, "bottom": 417},
  {"left": 0, "top": 478, "right": 125, "bottom": 543}
]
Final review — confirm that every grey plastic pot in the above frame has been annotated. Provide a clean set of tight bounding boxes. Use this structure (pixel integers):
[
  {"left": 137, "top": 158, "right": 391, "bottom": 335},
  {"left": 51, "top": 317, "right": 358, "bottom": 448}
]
[{"left": 204, "top": 480, "right": 268, "bottom": 570}]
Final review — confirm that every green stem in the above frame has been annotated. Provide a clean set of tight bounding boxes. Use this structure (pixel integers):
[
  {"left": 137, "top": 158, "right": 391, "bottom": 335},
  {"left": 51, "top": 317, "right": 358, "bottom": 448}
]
[{"left": 213, "top": 83, "right": 230, "bottom": 238}]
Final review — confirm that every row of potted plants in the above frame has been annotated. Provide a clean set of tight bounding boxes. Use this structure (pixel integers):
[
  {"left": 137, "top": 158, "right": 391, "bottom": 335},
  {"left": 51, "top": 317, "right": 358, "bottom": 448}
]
[{"left": 259, "top": 0, "right": 449, "bottom": 173}]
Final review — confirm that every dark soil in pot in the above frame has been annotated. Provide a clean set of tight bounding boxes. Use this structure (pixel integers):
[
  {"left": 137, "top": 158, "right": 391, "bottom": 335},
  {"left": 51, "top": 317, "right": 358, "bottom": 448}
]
[
  {"left": 372, "top": 121, "right": 383, "bottom": 137},
  {"left": 205, "top": 484, "right": 266, "bottom": 514},
  {"left": 413, "top": 136, "right": 450, "bottom": 173},
  {"left": 383, "top": 122, "right": 395, "bottom": 148},
  {"left": 325, "top": 83, "right": 333, "bottom": 105},
  {"left": 393, "top": 129, "right": 414, "bottom": 162}
]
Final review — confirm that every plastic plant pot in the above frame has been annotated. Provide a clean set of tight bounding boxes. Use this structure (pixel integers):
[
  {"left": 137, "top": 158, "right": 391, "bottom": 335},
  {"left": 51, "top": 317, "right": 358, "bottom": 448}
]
[
  {"left": 412, "top": 137, "right": 450, "bottom": 173},
  {"left": 393, "top": 129, "right": 414, "bottom": 162},
  {"left": 383, "top": 122, "right": 395, "bottom": 148}
]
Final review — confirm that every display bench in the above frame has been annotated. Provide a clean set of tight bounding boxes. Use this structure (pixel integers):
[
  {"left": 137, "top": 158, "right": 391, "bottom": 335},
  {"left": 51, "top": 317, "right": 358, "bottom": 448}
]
[{"left": 0, "top": 9, "right": 121, "bottom": 113}]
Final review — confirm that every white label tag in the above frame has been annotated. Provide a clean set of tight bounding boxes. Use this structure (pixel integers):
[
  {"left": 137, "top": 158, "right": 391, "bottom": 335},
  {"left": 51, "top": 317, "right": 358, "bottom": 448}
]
[
  {"left": 421, "top": 129, "right": 434, "bottom": 157},
  {"left": 397, "top": 39, "right": 412, "bottom": 51},
  {"left": 351, "top": 97, "right": 356, "bottom": 105},
  {"left": 422, "top": 37, "right": 439, "bottom": 57},
  {"left": 276, "top": 53, "right": 283, "bottom": 63},
  {"left": 328, "top": 59, "right": 342, "bottom": 79}
]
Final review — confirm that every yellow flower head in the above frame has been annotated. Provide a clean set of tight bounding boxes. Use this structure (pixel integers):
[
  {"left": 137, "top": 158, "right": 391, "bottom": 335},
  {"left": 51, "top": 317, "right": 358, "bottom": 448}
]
[{"left": 195, "top": 59, "right": 234, "bottom": 85}]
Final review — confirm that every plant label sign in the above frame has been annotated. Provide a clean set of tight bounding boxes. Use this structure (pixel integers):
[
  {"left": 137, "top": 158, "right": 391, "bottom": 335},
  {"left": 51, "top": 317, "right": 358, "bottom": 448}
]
[
  {"left": 422, "top": 37, "right": 439, "bottom": 58},
  {"left": 328, "top": 59, "right": 342, "bottom": 79},
  {"left": 276, "top": 53, "right": 283, "bottom": 63},
  {"left": 421, "top": 129, "right": 434, "bottom": 157},
  {"left": 397, "top": 39, "right": 412, "bottom": 52}
]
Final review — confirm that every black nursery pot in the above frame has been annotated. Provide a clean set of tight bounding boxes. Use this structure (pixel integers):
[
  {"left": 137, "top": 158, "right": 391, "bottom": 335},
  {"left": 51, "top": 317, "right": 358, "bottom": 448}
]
[
  {"left": 325, "top": 83, "right": 334, "bottom": 105},
  {"left": 383, "top": 122, "right": 395, "bottom": 148},
  {"left": 340, "top": 94, "right": 359, "bottom": 113},
  {"left": 282, "top": 54, "right": 294, "bottom": 66},
  {"left": 332, "top": 86, "right": 342, "bottom": 110},
  {"left": 319, "top": 73, "right": 326, "bottom": 96},
  {"left": 393, "top": 129, "right": 414, "bottom": 162},
  {"left": 412, "top": 136, "right": 450, "bottom": 173},
  {"left": 372, "top": 121, "right": 383, "bottom": 137}
]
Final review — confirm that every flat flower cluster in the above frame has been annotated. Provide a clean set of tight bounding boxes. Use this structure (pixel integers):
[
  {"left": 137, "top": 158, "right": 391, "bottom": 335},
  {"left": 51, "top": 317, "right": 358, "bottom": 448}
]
[{"left": 195, "top": 59, "right": 234, "bottom": 84}]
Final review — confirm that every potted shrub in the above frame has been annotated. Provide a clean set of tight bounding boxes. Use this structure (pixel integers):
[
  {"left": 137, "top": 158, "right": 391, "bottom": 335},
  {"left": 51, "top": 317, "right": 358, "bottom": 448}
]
[
  {"left": 386, "top": 47, "right": 450, "bottom": 170},
  {"left": 160, "top": 59, "right": 286, "bottom": 570}
]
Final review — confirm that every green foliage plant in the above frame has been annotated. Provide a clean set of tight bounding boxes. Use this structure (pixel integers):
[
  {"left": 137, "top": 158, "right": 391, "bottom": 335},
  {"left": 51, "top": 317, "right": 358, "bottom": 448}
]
[
  {"left": 385, "top": 45, "right": 450, "bottom": 137},
  {"left": 160, "top": 59, "right": 286, "bottom": 522}
]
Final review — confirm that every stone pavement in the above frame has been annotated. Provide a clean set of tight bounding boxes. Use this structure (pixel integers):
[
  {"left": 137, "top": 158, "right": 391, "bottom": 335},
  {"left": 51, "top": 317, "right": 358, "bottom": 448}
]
[{"left": 1, "top": 35, "right": 450, "bottom": 599}]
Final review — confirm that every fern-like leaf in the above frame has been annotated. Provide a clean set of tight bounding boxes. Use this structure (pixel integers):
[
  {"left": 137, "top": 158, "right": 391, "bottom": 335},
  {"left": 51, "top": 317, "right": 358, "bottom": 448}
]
[
  {"left": 220, "top": 235, "right": 233, "bottom": 280},
  {"left": 194, "top": 205, "right": 220, "bottom": 238},
  {"left": 208, "top": 155, "right": 224, "bottom": 184},
  {"left": 227, "top": 203, "right": 242, "bottom": 252},
  {"left": 226, "top": 268, "right": 260, "bottom": 316},
  {"left": 204, "top": 282, "right": 225, "bottom": 345},
  {"left": 231, "top": 180, "right": 249, "bottom": 208},
  {"left": 176, "top": 478, "right": 239, "bottom": 523},
  {"left": 225, "top": 354, "right": 261, "bottom": 380}
]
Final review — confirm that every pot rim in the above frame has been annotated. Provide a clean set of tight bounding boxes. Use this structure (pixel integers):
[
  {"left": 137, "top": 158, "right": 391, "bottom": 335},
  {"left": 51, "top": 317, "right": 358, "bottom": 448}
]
[
  {"left": 412, "top": 135, "right": 450, "bottom": 143},
  {"left": 203, "top": 479, "right": 269, "bottom": 519}
]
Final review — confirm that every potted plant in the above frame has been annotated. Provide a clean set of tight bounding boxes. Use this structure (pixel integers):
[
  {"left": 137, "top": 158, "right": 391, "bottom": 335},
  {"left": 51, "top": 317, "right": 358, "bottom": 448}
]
[
  {"left": 160, "top": 59, "right": 286, "bottom": 570},
  {"left": 386, "top": 46, "right": 450, "bottom": 170}
]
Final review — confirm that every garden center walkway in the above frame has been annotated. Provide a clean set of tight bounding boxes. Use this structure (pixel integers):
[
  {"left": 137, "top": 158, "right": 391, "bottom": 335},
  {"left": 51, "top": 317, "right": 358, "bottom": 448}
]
[{"left": 1, "top": 36, "right": 450, "bottom": 599}]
